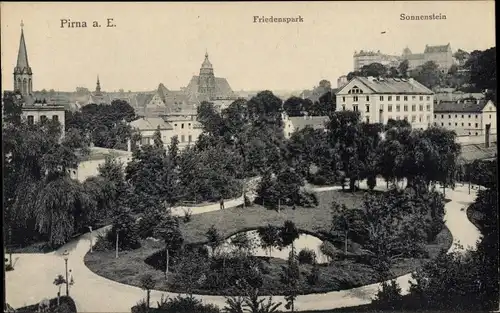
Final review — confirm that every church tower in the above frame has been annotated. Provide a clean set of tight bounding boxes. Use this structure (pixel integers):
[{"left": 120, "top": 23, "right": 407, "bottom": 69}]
[
  {"left": 13, "top": 21, "right": 33, "bottom": 96},
  {"left": 95, "top": 75, "right": 102, "bottom": 94},
  {"left": 197, "top": 51, "right": 216, "bottom": 100}
]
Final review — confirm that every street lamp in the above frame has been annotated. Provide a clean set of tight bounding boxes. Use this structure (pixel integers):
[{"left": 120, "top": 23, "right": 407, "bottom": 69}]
[
  {"left": 62, "top": 250, "right": 70, "bottom": 296},
  {"left": 88, "top": 226, "right": 93, "bottom": 253}
]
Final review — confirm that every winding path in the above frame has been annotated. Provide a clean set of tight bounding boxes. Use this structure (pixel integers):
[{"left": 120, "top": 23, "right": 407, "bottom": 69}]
[{"left": 5, "top": 179, "right": 481, "bottom": 312}]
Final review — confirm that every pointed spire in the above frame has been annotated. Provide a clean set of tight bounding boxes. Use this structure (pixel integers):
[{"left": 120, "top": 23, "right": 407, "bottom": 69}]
[
  {"left": 96, "top": 75, "right": 101, "bottom": 93},
  {"left": 16, "top": 20, "right": 30, "bottom": 70},
  {"left": 201, "top": 50, "right": 212, "bottom": 69}
]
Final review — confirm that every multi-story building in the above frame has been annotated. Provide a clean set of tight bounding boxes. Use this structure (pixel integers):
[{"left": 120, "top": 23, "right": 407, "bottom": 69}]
[
  {"left": 11, "top": 22, "right": 66, "bottom": 137},
  {"left": 335, "top": 76, "right": 434, "bottom": 129},
  {"left": 282, "top": 112, "right": 329, "bottom": 139},
  {"left": 128, "top": 113, "right": 203, "bottom": 151},
  {"left": 433, "top": 99, "right": 497, "bottom": 136},
  {"left": 402, "top": 44, "right": 454, "bottom": 72},
  {"left": 353, "top": 50, "right": 401, "bottom": 71}
]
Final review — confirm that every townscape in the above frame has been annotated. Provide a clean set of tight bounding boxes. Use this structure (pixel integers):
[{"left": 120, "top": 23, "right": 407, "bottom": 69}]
[{"left": 3, "top": 12, "right": 499, "bottom": 313}]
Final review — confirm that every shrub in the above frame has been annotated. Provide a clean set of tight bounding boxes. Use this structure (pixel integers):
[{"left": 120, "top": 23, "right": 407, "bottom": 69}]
[
  {"left": 297, "top": 248, "right": 316, "bottom": 265},
  {"left": 157, "top": 295, "right": 220, "bottom": 313},
  {"left": 93, "top": 232, "right": 114, "bottom": 251},
  {"left": 319, "top": 241, "right": 339, "bottom": 262},
  {"left": 307, "top": 264, "right": 320, "bottom": 286},
  {"left": 299, "top": 191, "right": 319, "bottom": 207},
  {"left": 372, "top": 280, "right": 404, "bottom": 309}
]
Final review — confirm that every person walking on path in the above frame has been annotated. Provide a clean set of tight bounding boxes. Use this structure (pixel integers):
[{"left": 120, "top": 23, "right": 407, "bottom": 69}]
[{"left": 220, "top": 197, "right": 225, "bottom": 210}]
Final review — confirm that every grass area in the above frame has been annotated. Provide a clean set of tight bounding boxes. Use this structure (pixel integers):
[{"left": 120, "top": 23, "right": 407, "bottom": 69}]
[{"left": 85, "top": 189, "right": 453, "bottom": 296}]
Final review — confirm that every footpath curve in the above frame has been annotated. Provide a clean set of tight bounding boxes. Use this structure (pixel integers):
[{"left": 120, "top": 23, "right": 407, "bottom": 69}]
[{"left": 6, "top": 178, "right": 481, "bottom": 312}]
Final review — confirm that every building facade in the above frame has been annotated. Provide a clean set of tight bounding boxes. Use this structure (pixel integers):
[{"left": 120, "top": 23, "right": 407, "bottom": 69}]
[
  {"left": 353, "top": 50, "right": 401, "bottom": 71},
  {"left": 282, "top": 112, "right": 329, "bottom": 139},
  {"left": 433, "top": 99, "right": 497, "bottom": 136},
  {"left": 129, "top": 114, "right": 203, "bottom": 151},
  {"left": 402, "top": 44, "right": 454, "bottom": 72},
  {"left": 336, "top": 76, "right": 434, "bottom": 129}
]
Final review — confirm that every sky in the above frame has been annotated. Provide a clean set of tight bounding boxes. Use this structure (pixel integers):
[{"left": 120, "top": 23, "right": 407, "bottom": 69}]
[{"left": 1, "top": 1, "right": 496, "bottom": 93}]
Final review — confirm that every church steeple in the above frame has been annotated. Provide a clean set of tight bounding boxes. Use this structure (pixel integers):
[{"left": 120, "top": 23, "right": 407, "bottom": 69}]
[
  {"left": 14, "top": 20, "right": 33, "bottom": 96},
  {"left": 95, "top": 75, "right": 101, "bottom": 93},
  {"left": 198, "top": 51, "right": 216, "bottom": 100}
]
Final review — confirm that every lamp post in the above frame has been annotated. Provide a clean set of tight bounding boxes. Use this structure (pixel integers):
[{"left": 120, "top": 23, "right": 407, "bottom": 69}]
[
  {"left": 62, "top": 250, "right": 69, "bottom": 296},
  {"left": 88, "top": 226, "right": 93, "bottom": 253}
]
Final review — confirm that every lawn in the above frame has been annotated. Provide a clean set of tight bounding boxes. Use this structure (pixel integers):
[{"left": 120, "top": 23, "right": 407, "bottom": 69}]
[{"left": 84, "top": 189, "right": 453, "bottom": 296}]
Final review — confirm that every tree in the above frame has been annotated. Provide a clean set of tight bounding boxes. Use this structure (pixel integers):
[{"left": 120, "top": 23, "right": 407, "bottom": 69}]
[
  {"left": 153, "top": 216, "right": 184, "bottom": 278},
  {"left": 398, "top": 60, "right": 409, "bottom": 78},
  {"left": 231, "top": 232, "right": 255, "bottom": 256},
  {"left": 153, "top": 126, "right": 164, "bottom": 150},
  {"left": 360, "top": 63, "right": 388, "bottom": 77},
  {"left": 139, "top": 274, "right": 156, "bottom": 309},
  {"left": 331, "top": 201, "right": 364, "bottom": 255},
  {"left": 283, "top": 97, "right": 305, "bottom": 117},
  {"left": 280, "top": 220, "right": 299, "bottom": 255},
  {"left": 112, "top": 208, "right": 141, "bottom": 258},
  {"left": 206, "top": 225, "right": 224, "bottom": 257},
  {"left": 409, "top": 61, "right": 443, "bottom": 89},
  {"left": 257, "top": 225, "right": 281, "bottom": 257},
  {"left": 53, "top": 274, "right": 66, "bottom": 306},
  {"left": 281, "top": 250, "right": 300, "bottom": 312}
]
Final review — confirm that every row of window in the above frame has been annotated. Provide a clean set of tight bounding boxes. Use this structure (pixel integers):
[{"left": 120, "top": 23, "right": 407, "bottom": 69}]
[
  {"left": 435, "top": 114, "right": 493, "bottom": 119},
  {"left": 386, "top": 115, "right": 432, "bottom": 123},
  {"left": 27, "top": 114, "right": 59, "bottom": 125},
  {"left": 438, "top": 122, "right": 480, "bottom": 128},
  {"left": 141, "top": 134, "right": 193, "bottom": 145},
  {"left": 173, "top": 122, "right": 191, "bottom": 129},
  {"left": 343, "top": 95, "right": 431, "bottom": 102},
  {"left": 343, "top": 104, "right": 431, "bottom": 112}
]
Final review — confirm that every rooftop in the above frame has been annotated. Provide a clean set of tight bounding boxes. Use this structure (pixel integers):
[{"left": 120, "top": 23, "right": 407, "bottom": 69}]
[
  {"left": 129, "top": 117, "right": 173, "bottom": 131},
  {"left": 434, "top": 100, "right": 494, "bottom": 113},
  {"left": 340, "top": 76, "right": 434, "bottom": 95}
]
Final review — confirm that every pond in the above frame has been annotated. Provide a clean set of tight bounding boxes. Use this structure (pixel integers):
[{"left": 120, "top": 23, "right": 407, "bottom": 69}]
[{"left": 211, "top": 229, "right": 330, "bottom": 264}]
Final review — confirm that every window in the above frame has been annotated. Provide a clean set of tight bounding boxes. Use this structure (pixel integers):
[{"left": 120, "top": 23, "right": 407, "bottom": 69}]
[
  {"left": 366, "top": 96, "right": 370, "bottom": 101},
  {"left": 489, "top": 114, "right": 492, "bottom": 118},
  {"left": 404, "top": 105, "right": 408, "bottom": 112},
  {"left": 468, "top": 123, "right": 471, "bottom": 126},
  {"left": 396, "top": 116, "right": 400, "bottom": 120},
  {"left": 27, "top": 115, "right": 34, "bottom": 124},
  {"left": 455, "top": 123, "right": 457, "bottom": 126},
  {"left": 448, "top": 115, "right": 451, "bottom": 119},
  {"left": 448, "top": 122, "right": 451, "bottom": 126},
  {"left": 426, "top": 115, "right": 430, "bottom": 121},
  {"left": 419, "top": 105, "right": 423, "bottom": 111},
  {"left": 412, "top": 105, "right": 416, "bottom": 111},
  {"left": 353, "top": 105, "right": 358, "bottom": 112},
  {"left": 404, "top": 96, "right": 408, "bottom": 101},
  {"left": 342, "top": 96, "right": 345, "bottom": 102},
  {"left": 434, "top": 114, "right": 437, "bottom": 118},
  {"left": 396, "top": 96, "right": 400, "bottom": 101},
  {"left": 455, "top": 114, "right": 457, "bottom": 118},
  {"left": 388, "top": 96, "right": 392, "bottom": 101},
  {"left": 396, "top": 105, "right": 400, "bottom": 112},
  {"left": 188, "top": 135, "right": 192, "bottom": 142},
  {"left": 174, "top": 124, "right": 178, "bottom": 127},
  {"left": 366, "top": 116, "right": 370, "bottom": 123},
  {"left": 404, "top": 115, "right": 408, "bottom": 121},
  {"left": 380, "top": 104, "right": 384, "bottom": 111},
  {"left": 475, "top": 123, "right": 478, "bottom": 128},
  {"left": 181, "top": 123, "right": 184, "bottom": 129},
  {"left": 412, "top": 96, "right": 416, "bottom": 100},
  {"left": 426, "top": 96, "right": 431, "bottom": 100},
  {"left": 419, "top": 96, "right": 423, "bottom": 101},
  {"left": 342, "top": 104, "right": 345, "bottom": 111},
  {"left": 468, "top": 115, "right": 471, "bottom": 118},
  {"left": 469, "top": 132, "right": 471, "bottom": 135},
  {"left": 475, "top": 115, "right": 478, "bottom": 119},
  {"left": 181, "top": 135, "right": 185, "bottom": 142},
  {"left": 388, "top": 105, "right": 392, "bottom": 112},
  {"left": 40, "top": 115, "right": 47, "bottom": 124},
  {"left": 188, "top": 123, "right": 191, "bottom": 128},
  {"left": 441, "top": 114, "right": 444, "bottom": 118},
  {"left": 461, "top": 122, "right": 464, "bottom": 126},
  {"left": 380, "top": 96, "right": 384, "bottom": 101},
  {"left": 52, "top": 115, "right": 59, "bottom": 122},
  {"left": 353, "top": 96, "right": 358, "bottom": 102},
  {"left": 366, "top": 104, "right": 370, "bottom": 112},
  {"left": 426, "top": 105, "right": 430, "bottom": 111},
  {"left": 141, "top": 137, "right": 149, "bottom": 145},
  {"left": 475, "top": 132, "right": 478, "bottom": 136},
  {"left": 441, "top": 123, "right": 444, "bottom": 126},
  {"left": 419, "top": 115, "right": 422, "bottom": 122},
  {"left": 461, "top": 115, "right": 464, "bottom": 118},
  {"left": 412, "top": 116, "right": 416, "bottom": 122}
]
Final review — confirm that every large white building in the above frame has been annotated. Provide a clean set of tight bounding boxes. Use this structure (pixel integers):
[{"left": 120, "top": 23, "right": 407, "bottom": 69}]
[
  {"left": 335, "top": 76, "right": 434, "bottom": 129},
  {"left": 128, "top": 113, "right": 203, "bottom": 151},
  {"left": 433, "top": 99, "right": 497, "bottom": 136}
]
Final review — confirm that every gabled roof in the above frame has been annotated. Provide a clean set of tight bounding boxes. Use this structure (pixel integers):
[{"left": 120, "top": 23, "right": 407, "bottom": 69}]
[
  {"left": 129, "top": 117, "right": 173, "bottom": 131},
  {"left": 434, "top": 100, "right": 494, "bottom": 113},
  {"left": 287, "top": 116, "right": 329, "bottom": 130},
  {"left": 338, "top": 76, "right": 433, "bottom": 95},
  {"left": 424, "top": 44, "right": 451, "bottom": 53},
  {"left": 135, "top": 93, "right": 155, "bottom": 107}
]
